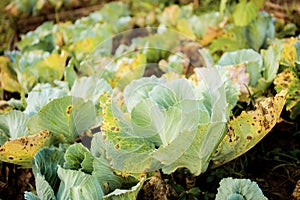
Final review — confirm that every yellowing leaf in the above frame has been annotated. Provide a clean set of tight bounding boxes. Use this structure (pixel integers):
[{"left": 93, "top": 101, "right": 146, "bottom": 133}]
[
  {"left": 55, "top": 31, "right": 64, "bottom": 47},
  {"left": 99, "top": 92, "right": 120, "bottom": 136},
  {"left": 0, "top": 56, "right": 22, "bottom": 93},
  {"left": 176, "top": 19, "right": 196, "bottom": 40},
  {"left": 98, "top": 92, "right": 157, "bottom": 173},
  {"left": 0, "top": 130, "right": 52, "bottom": 167},
  {"left": 45, "top": 50, "right": 68, "bottom": 69},
  {"left": 41, "top": 50, "right": 68, "bottom": 80},
  {"left": 0, "top": 72, "right": 22, "bottom": 93},
  {"left": 108, "top": 54, "right": 146, "bottom": 90},
  {"left": 274, "top": 69, "right": 297, "bottom": 91},
  {"left": 70, "top": 37, "right": 97, "bottom": 53},
  {"left": 23, "top": 51, "right": 68, "bottom": 89},
  {"left": 209, "top": 26, "right": 248, "bottom": 54},
  {"left": 274, "top": 69, "right": 300, "bottom": 119},
  {"left": 212, "top": 89, "right": 287, "bottom": 166},
  {"left": 200, "top": 27, "right": 224, "bottom": 46},
  {"left": 280, "top": 38, "right": 297, "bottom": 66},
  {"left": 161, "top": 5, "right": 180, "bottom": 26}
]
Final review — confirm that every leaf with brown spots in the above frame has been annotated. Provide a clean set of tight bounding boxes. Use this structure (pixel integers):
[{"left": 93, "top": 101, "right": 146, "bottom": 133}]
[
  {"left": 98, "top": 92, "right": 159, "bottom": 173},
  {"left": 279, "top": 38, "right": 298, "bottom": 67},
  {"left": 66, "top": 105, "right": 73, "bottom": 116},
  {"left": 212, "top": 89, "right": 287, "bottom": 167},
  {"left": 0, "top": 130, "right": 52, "bottom": 167},
  {"left": 274, "top": 69, "right": 300, "bottom": 119}
]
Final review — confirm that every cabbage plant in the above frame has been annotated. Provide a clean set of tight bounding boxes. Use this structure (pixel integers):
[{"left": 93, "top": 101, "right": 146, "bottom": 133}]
[
  {"left": 93, "top": 67, "right": 237, "bottom": 175},
  {"left": 216, "top": 177, "right": 267, "bottom": 200}
]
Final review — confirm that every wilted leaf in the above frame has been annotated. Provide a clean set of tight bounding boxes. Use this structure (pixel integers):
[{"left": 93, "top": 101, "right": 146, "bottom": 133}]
[
  {"left": 0, "top": 130, "right": 52, "bottom": 167},
  {"left": 92, "top": 133, "right": 139, "bottom": 193},
  {"left": 212, "top": 89, "right": 287, "bottom": 166},
  {"left": 70, "top": 37, "right": 98, "bottom": 56}
]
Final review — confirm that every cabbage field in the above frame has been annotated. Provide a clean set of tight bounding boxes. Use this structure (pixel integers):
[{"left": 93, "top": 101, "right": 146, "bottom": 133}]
[{"left": 0, "top": 0, "right": 299, "bottom": 199}]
